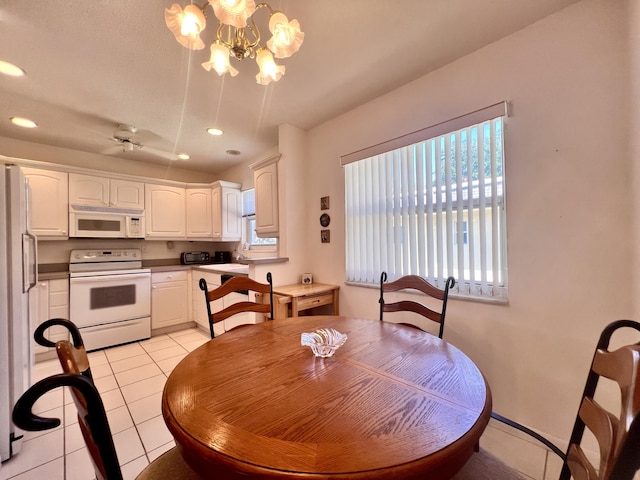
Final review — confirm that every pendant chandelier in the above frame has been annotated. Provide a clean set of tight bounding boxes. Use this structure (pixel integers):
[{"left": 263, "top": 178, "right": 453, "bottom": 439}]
[{"left": 165, "top": 0, "right": 304, "bottom": 85}]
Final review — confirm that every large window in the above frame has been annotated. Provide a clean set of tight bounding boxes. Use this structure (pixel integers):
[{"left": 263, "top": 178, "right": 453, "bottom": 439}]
[{"left": 342, "top": 103, "right": 508, "bottom": 301}]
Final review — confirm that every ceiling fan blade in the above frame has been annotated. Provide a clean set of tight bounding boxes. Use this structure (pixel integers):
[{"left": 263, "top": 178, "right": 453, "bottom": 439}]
[
  {"left": 140, "top": 145, "right": 179, "bottom": 161},
  {"left": 101, "top": 145, "right": 125, "bottom": 156}
]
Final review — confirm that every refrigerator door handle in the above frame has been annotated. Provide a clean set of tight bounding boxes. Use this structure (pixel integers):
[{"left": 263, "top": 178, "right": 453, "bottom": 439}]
[{"left": 22, "top": 232, "right": 37, "bottom": 293}]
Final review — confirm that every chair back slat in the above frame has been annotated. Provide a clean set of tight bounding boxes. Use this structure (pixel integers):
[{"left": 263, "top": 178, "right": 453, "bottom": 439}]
[
  {"left": 379, "top": 272, "right": 455, "bottom": 338},
  {"left": 560, "top": 320, "right": 640, "bottom": 480},
  {"left": 200, "top": 272, "right": 274, "bottom": 339}
]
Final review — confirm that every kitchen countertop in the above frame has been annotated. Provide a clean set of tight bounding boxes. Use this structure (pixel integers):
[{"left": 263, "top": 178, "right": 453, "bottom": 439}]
[
  {"left": 192, "top": 264, "right": 249, "bottom": 275},
  {"left": 37, "top": 261, "right": 249, "bottom": 277}
]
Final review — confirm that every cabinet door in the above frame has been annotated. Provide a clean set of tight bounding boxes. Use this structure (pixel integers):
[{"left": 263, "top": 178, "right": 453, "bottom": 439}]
[
  {"left": 22, "top": 168, "right": 69, "bottom": 239},
  {"left": 253, "top": 162, "right": 279, "bottom": 237},
  {"left": 192, "top": 274, "right": 223, "bottom": 336},
  {"left": 211, "top": 187, "right": 222, "bottom": 240},
  {"left": 186, "top": 188, "right": 213, "bottom": 239},
  {"left": 110, "top": 179, "right": 144, "bottom": 209},
  {"left": 30, "top": 281, "right": 49, "bottom": 355},
  {"left": 145, "top": 184, "right": 186, "bottom": 238},
  {"left": 152, "top": 272, "right": 189, "bottom": 330},
  {"left": 212, "top": 185, "right": 241, "bottom": 241},
  {"left": 221, "top": 187, "right": 241, "bottom": 241},
  {"left": 30, "top": 279, "right": 69, "bottom": 356},
  {"left": 69, "top": 173, "right": 110, "bottom": 206}
]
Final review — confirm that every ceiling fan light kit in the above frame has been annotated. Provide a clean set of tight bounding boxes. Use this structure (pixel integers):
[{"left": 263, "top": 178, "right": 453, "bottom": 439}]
[{"left": 165, "top": 0, "right": 304, "bottom": 85}]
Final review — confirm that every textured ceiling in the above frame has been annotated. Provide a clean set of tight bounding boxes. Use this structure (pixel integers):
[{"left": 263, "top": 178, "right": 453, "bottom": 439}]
[{"left": 0, "top": 0, "right": 581, "bottom": 175}]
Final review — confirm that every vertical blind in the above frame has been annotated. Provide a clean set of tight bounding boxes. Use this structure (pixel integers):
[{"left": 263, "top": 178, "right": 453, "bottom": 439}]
[{"left": 342, "top": 102, "right": 508, "bottom": 300}]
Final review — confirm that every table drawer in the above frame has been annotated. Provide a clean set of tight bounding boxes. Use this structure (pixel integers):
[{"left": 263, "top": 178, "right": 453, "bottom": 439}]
[{"left": 297, "top": 293, "right": 334, "bottom": 311}]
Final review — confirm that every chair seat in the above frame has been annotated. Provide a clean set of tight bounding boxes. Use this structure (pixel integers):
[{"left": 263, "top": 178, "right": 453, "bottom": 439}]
[
  {"left": 136, "top": 447, "right": 203, "bottom": 479},
  {"left": 452, "top": 449, "right": 527, "bottom": 480}
]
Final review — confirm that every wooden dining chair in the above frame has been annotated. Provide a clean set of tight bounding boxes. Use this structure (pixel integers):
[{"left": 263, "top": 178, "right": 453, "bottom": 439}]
[
  {"left": 199, "top": 272, "right": 274, "bottom": 339},
  {"left": 453, "top": 319, "right": 640, "bottom": 480},
  {"left": 379, "top": 272, "right": 455, "bottom": 338},
  {"left": 34, "top": 317, "right": 93, "bottom": 380},
  {"left": 13, "top": 336, "right": 204, "bottom": 480}
]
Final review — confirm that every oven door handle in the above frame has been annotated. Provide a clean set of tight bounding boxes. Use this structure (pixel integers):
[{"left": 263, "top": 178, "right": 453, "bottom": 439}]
[{"left": 70, "top": 272, "right": 151, "bottom": 283}]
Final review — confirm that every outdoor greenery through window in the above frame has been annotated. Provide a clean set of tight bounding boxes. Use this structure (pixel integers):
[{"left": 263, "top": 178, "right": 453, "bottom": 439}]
[{"left": 342, "top": 103, "right": 508, "bottom": 301}]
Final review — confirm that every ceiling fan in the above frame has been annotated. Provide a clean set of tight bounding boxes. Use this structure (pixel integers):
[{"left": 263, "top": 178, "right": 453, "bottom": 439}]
[{"left": 107, "top": 124, "right": 178, "bottom": 161}]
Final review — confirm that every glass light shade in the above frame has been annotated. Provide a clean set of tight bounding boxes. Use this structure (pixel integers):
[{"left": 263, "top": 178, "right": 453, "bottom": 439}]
[
  {"left": 202, "top": 43, "right": 239, "bottom": 77},
  {"left": 208, "top": 0, "right": 256, "bottom": 28},
  {"left": 11, "top": 117, "right": 37, "bottom": 128},
  {"left": 266, "top": 12, "right": 304, "bottom": 58},
  {"left": 0, "top": 60, "right": 25, "bottom": 77},
  {"left": 165, "top": 4, "right": 206, "bottom": 50},
  {"left": 255, "top": 48, "right": 285, "bottom": 85}
]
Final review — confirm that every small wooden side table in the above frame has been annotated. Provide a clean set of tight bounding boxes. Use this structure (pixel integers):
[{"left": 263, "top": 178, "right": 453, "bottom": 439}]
[{"left": 271, "top": 283, "right": 339, "bottom": 319}]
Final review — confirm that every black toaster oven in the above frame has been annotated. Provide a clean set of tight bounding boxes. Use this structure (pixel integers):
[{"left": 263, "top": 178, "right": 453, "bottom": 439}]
[{"left": 180, "top": 251, "right": 210, "bottom": 265}]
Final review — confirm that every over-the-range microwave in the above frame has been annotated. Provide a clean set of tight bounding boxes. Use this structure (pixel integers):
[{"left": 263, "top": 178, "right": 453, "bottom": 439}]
[{"left": 69, "top": 204, "right": 145, "bottom": 238}]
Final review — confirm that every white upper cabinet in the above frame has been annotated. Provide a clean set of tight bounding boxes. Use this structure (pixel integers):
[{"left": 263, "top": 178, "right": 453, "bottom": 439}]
[
  {"left": 211, "top": 181, "right": 241, "bottom": 241},
  {"left": 110, "top": 179, "right": 145, "bottom": 209},
  {"left": 250, "top": 155, "right": 280, "bottom": 238},
  {"left": 69, "top": 173, "right": 144, "bottom": 209},
  {"left": 145, "top": 183, "right": 186, "bottom": 239},
  {"left": 186, "top": 188, "right": 213, "bottom": 239},
  {"left": 22, "top": 167, "right": 69, "bottom": 239}
]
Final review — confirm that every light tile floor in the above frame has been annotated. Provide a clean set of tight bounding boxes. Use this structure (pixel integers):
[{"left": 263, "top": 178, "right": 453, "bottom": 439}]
[
  {"left": 2, "top": 326, "right": 637, "bottom": 480},
  {"left": 1, "top": 327, "right": 210, "bottom": 480}
]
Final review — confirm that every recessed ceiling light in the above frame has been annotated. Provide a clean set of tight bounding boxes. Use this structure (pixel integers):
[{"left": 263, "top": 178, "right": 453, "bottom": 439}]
[
  {"left": 207, "top": 128, "right": 223, "bottom": 136},
  {"left": 10, "top": 117, "right": 37, "bottom": 128},
  {"left": 0, "top": 60, "right": 25, "bottom": 77},
  {"left": 177, "top": 153, "right": 190, "bottom": 160},
  {"left": 226, "top": 149, "right": 241, "bottom": 156}
]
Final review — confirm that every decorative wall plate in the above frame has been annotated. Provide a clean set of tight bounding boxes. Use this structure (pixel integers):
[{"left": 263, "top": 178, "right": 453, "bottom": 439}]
[{"left": 320, "top": 213, "right": 331, "bottom": 227}]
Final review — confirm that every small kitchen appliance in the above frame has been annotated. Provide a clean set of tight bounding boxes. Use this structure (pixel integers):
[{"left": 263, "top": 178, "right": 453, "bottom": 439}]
[
  {"left": 69, "top": 204, "right": 145, "bottom": 238},
  {"left": 181, "top": 251, "right": 210, "bottom": 265},
  {"left": 213, "top": 251, "right": 232, "bottom": 264}
]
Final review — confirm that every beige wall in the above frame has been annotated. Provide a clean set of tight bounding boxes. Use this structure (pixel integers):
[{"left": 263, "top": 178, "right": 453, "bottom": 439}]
[
  {"left": 631, "top": 0, "right": 640, "bottom": 316},
  {"left": 3, "top": 0, "right": 637, "bottom": 449},
  {"left": 302, "top": 0, "right": 636, "bottom": 445}
]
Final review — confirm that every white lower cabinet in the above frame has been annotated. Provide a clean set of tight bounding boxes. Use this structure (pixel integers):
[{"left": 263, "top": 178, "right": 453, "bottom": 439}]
[
  {"left": 30, "top": 278, "right": 69, "bottom": 357},
  {"left": 151, "top": 270, "right": 189, "bottom": 330}
]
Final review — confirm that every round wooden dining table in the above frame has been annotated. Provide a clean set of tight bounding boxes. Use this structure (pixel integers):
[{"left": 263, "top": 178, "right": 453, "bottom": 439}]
[{"left": 162, "top": 316, "right": 492, "bottom": 480}]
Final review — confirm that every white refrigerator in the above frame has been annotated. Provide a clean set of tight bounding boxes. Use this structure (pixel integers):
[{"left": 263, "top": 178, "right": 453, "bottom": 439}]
[{"left": 0, "top": 164, "right": 37, "bottom": 462}]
